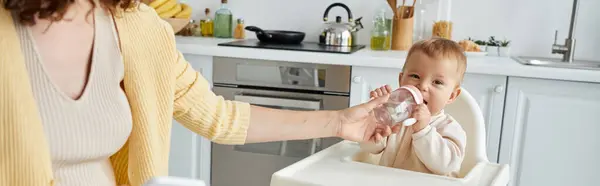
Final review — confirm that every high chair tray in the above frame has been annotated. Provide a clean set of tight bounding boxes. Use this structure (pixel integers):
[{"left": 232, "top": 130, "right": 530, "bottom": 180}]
[{"left": 270, "top": 140, "right": 509, "bottom": 186}]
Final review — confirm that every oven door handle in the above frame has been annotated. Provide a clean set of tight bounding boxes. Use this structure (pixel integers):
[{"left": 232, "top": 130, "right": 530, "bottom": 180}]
[
  {"left": 234, "top": 94, "right": 323, "bottom": 156},
  {"left": 234, "top": 95, "right": 321, "bottom": 110}
]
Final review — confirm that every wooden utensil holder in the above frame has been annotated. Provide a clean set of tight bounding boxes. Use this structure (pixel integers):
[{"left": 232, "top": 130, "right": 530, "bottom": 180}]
[{"left": 391, "top": 12, "right": 414, "bottom": 51}]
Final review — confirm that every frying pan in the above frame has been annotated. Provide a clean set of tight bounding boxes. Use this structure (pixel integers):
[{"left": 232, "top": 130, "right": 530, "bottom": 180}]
[{"left": 245, "top": 26, "right": 306, "bottom": 44}]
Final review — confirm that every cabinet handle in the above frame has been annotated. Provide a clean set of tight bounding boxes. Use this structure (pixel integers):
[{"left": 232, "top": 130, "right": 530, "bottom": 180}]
[
  {"left": 494, "top": 85, "right": 504, "bottom": 93},
  {"left": 352, "top": 76, "right": 362, "bottom": 83}
]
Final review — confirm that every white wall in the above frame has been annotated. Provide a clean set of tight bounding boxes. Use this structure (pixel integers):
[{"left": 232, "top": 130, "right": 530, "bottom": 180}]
[{"left": 185, "top": 0, "right": 599, "bottom": 61}]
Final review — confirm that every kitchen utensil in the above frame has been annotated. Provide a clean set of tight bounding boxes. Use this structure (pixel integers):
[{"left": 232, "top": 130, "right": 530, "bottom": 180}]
[
  {"left": 218, "top": 40, "right": 365, "bottom": 54},
  {"left": 319, "top": 3, "right": 364, "bottom": 47},
  {"left": 387, "top": 0, "right": 397, "bottom": 13},
  {"left": 245, "top": 26, "right": 306, "bottom": 44},
  {"left": 405, "top": 3, "right": 415, "bottom": 18},
  {"left": 391, "top": 0, "right": 416, "bottom": 51},
  {"left": 372, "top": 85, "right": 423, "bottom": 126}
]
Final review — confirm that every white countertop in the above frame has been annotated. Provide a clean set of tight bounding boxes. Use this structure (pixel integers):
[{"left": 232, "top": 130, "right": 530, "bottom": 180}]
[
  {"left": 176, "top": 36, "right": 600, "bottom": 83},
  {"left": 270, "top": 140, "right": 510, "bottom": 186}
]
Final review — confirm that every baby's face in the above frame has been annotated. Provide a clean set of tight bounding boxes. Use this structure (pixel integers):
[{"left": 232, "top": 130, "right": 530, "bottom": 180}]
[{"left": 399, "top": 50, "right": 462, "bottom": 115}]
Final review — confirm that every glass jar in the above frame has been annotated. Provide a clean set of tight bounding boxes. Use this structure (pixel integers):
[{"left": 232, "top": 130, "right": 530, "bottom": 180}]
[
  {"left": 413, "top": 0, "right": 429, "bottom": 41},
  {"left": 431, "top": 0, "right": 452, "bottom": 39},
  {"left": 234, "top": 18, "right": 245, "bottom": 39},
  {"left": 192, "top": 20, "right": 202, "bottom": 37},
  {"left": 412, "top": 0, "right": 452, "bottom": 41},
  {"left": 382, "top": 6, "right": 393, "bottom": 40},
  {"left": 178, "top": 19, "right": 196, "bottom": 36},
  {"left": 370, "top": 9, "right": 391, "bottom": 50}
]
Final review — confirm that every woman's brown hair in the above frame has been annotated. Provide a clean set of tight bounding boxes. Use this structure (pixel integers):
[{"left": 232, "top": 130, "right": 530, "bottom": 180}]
[{"left": 2, "top": 0, "right": 136, "bottom": 25}]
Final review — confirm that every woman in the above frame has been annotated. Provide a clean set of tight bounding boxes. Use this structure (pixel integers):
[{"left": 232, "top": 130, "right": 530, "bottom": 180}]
[{"left": 0, "top": 0, "right": 396, "bottom": 186}]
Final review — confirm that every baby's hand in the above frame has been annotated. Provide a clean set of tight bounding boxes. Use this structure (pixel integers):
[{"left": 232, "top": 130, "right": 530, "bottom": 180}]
[
  {"left": 370, "top": 85, "right": 393, "bottom": 99},
  {"left": 411, "top": 104, "right": 431, "bottom": 133},
  {"left": 367, "top": 126, "right": 391, "bottom": 144}
]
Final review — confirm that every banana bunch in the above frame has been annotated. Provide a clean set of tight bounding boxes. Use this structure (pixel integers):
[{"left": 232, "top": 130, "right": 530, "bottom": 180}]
[{"left": 148, "top": 0, "right": 192, "bottom": 19}]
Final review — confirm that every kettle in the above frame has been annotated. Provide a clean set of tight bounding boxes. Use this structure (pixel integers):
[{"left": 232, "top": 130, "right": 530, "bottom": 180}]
[{"left": 319, "top": 3, "right": 363, "bottom": 47}]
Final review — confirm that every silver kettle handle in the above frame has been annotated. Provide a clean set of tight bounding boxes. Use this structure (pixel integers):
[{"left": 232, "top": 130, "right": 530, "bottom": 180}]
[{"left": 323, "top": 3, "right": 353, "bottom": 22}]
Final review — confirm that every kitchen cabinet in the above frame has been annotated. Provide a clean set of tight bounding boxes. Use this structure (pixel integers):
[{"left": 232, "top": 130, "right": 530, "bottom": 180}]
[
  {"left": 498, "top": 77, "right": 600, "bottom": 186},
  {"left": 168, "top": 55, "right": 213, "bottom": 183},
  {"left": 349, "top": 66, "right": 507, "bottom": 163},
  {"left": 349, "top": 67, "right": 401, "bottom": 107},
  {"left": 461, "top": 73, "right": 507, "bottom": 163}
]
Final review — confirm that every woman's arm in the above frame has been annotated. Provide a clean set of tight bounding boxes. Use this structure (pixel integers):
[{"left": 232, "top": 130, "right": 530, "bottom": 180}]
[
  {"left": 172, "top": 54, "right": 250, "bottom": 144},
  {"left": 245, "top": 106, "right": 340, "bottom": 143},
  {"left": 246, "top": 97, "right": 394, "bottom": 143},
  {"left": 171, "top": 51, "right": 342, "bottom": 144},
  {"left": 172, "top": 53, "right": 395, "bottom": 147}
]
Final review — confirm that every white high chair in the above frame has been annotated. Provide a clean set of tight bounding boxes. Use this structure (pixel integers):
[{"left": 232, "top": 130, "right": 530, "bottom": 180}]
[
  {"left": 270, "top": 88, "right": 510, "bottom": 186},
  {"left": 444, "top": 88, "right": 489, "bottom": 177}
]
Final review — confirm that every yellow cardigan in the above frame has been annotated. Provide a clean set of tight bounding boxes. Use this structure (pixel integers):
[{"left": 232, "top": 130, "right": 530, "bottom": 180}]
[{"left": 0, "top": 4, "right": 250, "bottom": 186}]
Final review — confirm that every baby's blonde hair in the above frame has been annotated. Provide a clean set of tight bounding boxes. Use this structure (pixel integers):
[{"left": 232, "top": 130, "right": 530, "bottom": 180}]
[{"left": 404, "top": 38, "right": 468, "bottom": 84}]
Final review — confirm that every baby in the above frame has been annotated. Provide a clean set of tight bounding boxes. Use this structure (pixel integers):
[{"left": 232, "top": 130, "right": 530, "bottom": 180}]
[{"left": 359, "top": 38, "right": 468, "bottom": 177}]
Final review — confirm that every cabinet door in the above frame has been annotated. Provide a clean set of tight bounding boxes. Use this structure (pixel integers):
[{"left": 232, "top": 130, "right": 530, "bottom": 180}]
[
  {"left": 461, "top": 73, "right": 507, "bottom": 163},
  {"left": 169, "top": 55, "right": 213, "bottom": 183},
  {"left": 350, "top": 67, "right": 402, "bottom": 107},
  {"left": 499, "top": 77, "right": 600, "bottom": 186}
]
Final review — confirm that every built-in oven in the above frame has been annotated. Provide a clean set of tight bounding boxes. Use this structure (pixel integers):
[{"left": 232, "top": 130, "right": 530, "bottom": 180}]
[{"left": 211, "top": 57, "right": 351, "bottom": 186}]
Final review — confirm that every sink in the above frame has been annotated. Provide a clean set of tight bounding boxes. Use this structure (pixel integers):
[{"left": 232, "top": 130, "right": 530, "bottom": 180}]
[{"left": 514, "top": 56, "right": 600, "bottom": 71}]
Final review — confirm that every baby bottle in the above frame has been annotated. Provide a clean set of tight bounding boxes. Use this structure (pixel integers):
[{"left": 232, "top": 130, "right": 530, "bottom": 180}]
[{"left": 372, "top": 85, "right": 423, "bottom": 126}]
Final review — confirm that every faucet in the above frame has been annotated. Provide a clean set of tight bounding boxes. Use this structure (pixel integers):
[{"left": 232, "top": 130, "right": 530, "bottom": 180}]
[{"left": 551, "top": 0, "right": 580, "bottom": 63}]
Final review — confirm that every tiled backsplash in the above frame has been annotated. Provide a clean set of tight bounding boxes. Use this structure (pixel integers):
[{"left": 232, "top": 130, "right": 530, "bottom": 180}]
[{"left": 184, "top": 0, "right": 599, "bottom": 61}]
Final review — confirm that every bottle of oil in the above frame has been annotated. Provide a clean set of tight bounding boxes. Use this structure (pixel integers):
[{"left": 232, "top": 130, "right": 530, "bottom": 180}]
[
  {"left": 370, "top": 9, "right": 391, "bottom": 50},
  {"left": 201, "top": 8, "right": 214, "bottom": 37},
  {"left": 214, "top": 0, "right": 233, "bottom": 38}
]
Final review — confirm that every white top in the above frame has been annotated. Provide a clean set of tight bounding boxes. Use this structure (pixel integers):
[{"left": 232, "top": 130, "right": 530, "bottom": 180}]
[
  {"left": 359, "top": 110, "right": 467, "bottom": 177},
  {"left": 15, "top": 8, "right": 132, "bottom": 186},
  {"left": 175, "top": 36, "right": 600, "bottom": 84}
]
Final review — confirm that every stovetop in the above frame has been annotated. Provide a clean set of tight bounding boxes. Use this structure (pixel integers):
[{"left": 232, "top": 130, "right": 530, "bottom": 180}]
[{"left": 218, "top": 39, "right": 365, "bottom": 54}]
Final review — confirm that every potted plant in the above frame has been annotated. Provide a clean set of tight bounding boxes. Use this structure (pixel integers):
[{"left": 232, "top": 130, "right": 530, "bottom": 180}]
[
  {"left": 474, "top": 39, "right": 487, "bottom": 52},
  {"left": 486, "top": 36, "right": 500, "bottom": 56},
  {"left": 499, "top": 38, "right": 511, "bottom": 57}
]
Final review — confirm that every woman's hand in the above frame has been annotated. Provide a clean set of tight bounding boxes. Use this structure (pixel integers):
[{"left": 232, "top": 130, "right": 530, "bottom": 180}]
[{"left": 335, "top": 94, "right": 394, "bottom": 143}]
